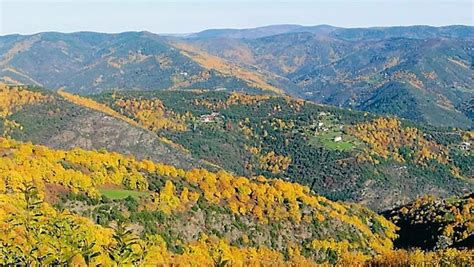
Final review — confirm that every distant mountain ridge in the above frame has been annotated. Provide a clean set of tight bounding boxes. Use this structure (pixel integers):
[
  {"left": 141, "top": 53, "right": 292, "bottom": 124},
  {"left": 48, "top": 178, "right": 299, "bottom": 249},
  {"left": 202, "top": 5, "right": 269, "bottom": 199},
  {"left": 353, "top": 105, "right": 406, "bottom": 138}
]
[
  {"left": 186, "top": 24, "right": 327, "bottom": 39},
  {"left": 0, "top": 31, "right": 279, "bottom": 95},
  {"left": 0, "top": 25, "right": 473, "bottom": 128},
  {"left": 183, "top": 25, "right": 474, "bottom": 128},
  {"left": 187, "top": 24, "right": 474, "bottom": 40}
]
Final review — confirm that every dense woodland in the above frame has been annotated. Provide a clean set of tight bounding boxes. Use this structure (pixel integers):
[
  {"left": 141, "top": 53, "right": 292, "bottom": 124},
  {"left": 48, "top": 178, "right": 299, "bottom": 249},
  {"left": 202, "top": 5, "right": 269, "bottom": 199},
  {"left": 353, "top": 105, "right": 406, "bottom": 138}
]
[{"left": 0, "top": 137, "right": 472, "bottom": 265}]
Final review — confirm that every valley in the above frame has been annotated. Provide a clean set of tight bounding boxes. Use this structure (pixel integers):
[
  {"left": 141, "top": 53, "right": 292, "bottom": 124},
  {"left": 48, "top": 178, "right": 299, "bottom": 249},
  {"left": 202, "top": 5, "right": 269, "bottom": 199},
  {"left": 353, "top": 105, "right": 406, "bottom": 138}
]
[{"left": 0, "top": 23, "right": 472, "bottom": 266}]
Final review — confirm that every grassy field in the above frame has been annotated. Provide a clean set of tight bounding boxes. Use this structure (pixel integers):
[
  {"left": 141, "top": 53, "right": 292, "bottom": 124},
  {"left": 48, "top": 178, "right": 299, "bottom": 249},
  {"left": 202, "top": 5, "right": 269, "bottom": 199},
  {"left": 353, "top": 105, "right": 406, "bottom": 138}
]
[
  {"left": 307, "top": 115, "right": 356, "bottom": 152},
  {"left": 320, "top": 135, "right": 355, "bottom": 151},
  {"left": 98, "top": 188, "right": 148, "bottom": 200},
  {"left": 309, "top": 132, "right": 355, "bottom": 151}
]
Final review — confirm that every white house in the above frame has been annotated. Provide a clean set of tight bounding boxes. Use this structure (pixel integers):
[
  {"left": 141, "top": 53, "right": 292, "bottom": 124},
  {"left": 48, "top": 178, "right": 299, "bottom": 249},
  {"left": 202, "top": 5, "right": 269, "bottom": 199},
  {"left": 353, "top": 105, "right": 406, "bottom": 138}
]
[
  {"left": 200, "top": 112, "right": 220, "bottom": 123},
  {"left": 334, "top": 136, "right": 342, "bottom": 142},
  {"left": 460, "top": 142, "right": 471, "bottom": 151}
]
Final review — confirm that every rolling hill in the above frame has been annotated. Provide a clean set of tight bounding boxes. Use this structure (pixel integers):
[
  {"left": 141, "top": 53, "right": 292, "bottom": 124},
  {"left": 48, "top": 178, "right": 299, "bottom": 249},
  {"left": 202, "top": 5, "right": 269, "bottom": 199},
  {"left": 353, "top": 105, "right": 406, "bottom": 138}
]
[
  {"left": 0, "top": 83, "right": 208, "bottom": 170},
  {"left": 91, "top": 89, "right": 473, "bottom": 211},
  {"left": 0, "top": 32, "right": 278, "bottom": 95},
  {"left": 184, "top": 26, "right": 474, "bottom": 128},
  {"left": 0, "top": 84, "right": 473, "bottom": 265},
  {"left": 1, "top": 84, "right": 472, "bottom": 211},
  {"left": 187, "top": 25, "right": 473, "bottom": 40},
  {"left": 1, "top": 25, "right": 473, "bottom": 128}
]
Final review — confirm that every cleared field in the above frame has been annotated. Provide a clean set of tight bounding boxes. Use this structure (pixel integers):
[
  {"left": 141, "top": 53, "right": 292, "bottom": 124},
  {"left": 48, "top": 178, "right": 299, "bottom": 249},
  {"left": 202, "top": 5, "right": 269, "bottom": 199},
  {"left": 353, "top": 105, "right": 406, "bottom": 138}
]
[
  {"left": 99, "top": 188, "right": 147, "bottom": 200},
  {"left": 309, "top": 136, "right": 354, "bottom": 151}
]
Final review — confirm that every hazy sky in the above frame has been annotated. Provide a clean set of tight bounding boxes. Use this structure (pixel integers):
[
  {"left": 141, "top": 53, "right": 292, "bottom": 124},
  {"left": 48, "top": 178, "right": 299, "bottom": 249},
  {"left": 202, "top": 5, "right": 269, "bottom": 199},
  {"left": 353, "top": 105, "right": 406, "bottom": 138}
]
[{"left": 1, "top": 0, "right": 473, "bottom": 35}]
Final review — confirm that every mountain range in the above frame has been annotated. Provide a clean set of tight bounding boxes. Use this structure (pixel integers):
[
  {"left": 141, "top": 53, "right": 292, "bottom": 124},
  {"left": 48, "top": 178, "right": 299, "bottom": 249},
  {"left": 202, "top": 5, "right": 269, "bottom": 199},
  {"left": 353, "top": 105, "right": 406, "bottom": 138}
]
[
  {"left": 1, "top": 25, "right": 473, "bottom": 128},
  {"left": 0, "top": 35, "right": 474, "bottom": 266},
  {"left": 184, "top": 25, "right": 474, "bottom": 128}
]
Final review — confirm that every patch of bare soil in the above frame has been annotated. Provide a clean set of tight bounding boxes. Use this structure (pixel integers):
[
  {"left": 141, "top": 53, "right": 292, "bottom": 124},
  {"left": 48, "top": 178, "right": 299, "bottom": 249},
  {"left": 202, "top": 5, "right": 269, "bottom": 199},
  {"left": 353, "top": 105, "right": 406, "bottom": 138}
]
[{"left": 44, "top": 183, "right": 70, "bottom": 204}]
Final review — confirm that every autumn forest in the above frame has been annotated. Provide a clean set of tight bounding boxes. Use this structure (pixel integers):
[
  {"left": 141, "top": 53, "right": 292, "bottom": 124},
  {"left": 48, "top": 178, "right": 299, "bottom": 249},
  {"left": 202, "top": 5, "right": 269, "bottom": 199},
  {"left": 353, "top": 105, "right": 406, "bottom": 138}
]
[{"left": 0, "top": 19, "right": 473, "bottom": 266}]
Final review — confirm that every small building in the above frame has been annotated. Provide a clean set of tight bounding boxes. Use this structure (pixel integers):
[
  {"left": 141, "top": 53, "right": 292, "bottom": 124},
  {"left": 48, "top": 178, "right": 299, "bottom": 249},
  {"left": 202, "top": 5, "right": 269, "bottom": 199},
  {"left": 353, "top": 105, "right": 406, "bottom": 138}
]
[
  {"left": 334, "top": 136, "right": 342, "bottom": 142},
  {"left": 201, "top": 115, "right": 212, "bottom": 123},
  {"left": 200, "top": 112, "right": 220, "bottom": 123},
  {"left": 318, "top": 122, "right": 324, "bottom": 127},
  {"left": 460, "top": 142, "right": 471, "bottom": 151}
]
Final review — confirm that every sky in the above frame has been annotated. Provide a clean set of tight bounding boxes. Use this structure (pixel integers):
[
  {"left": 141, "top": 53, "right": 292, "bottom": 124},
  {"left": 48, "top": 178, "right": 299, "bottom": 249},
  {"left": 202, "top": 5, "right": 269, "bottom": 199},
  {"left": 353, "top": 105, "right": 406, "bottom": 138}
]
[{"left": 0, "top": 0, "right": 473, "bottom": 35}]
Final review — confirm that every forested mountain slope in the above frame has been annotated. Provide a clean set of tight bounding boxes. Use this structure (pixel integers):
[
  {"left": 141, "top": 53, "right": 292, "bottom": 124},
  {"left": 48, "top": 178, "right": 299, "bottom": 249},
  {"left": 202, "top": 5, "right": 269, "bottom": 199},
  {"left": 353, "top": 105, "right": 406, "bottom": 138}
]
[
  {"left": 385, "top": 194, "right": 473, "bottom": 251},
  {"left": 1, "top": 83, "right": 472, "bottom": 210},
  {"left": 0, "top": 137, "right": 397, "bottom": 265},
  {"left": 1, "top": 25, "right": 472, "bottom": 128},
  {"left": 0, "top": 84, "right": 472, "bottom": 265},
  {"left": 92, "top": 90, "right": 474, "bottom": 211},
  {"left": 0, "top": 137, "right": 471, "bottom": 265},
  {"left": 0, "top": 32, "right": 279, "bottom": 95},
  {"left": 185, "top": 26, "right": 474, "bottom": 128},
  {"left": 0, "top": 84, "right": 207, "bottom": 170}
]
